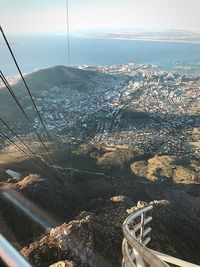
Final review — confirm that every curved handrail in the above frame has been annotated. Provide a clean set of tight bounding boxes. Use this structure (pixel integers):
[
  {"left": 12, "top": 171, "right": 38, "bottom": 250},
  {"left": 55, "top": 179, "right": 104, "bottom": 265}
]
[{"left": 122, "top": 205, "right": 169, "bottom": 267}]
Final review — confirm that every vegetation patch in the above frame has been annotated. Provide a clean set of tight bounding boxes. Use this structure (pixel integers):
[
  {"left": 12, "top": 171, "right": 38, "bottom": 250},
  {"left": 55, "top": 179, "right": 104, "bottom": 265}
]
[{"left": 130, "top": 155, "right": 200, "bottom": 183}]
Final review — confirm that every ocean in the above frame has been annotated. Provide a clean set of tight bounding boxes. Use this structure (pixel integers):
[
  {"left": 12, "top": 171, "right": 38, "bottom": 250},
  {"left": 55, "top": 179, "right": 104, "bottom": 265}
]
[{"left": 1, "top": 34, "right": 200, "bottom": 76}]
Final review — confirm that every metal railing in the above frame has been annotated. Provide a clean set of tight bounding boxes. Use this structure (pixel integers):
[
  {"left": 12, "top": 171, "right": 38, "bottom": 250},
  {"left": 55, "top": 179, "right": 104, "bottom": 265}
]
[
  {"left": 122, "top": 205, "right": 168, "bottom": 267},
  {"left": 122, "top": 205, "right": 200, "bottom": 267},
  {"left": 150, "top": 249, "right": 200, "bottom": 267},
  {"left": 0, "top": 234, "right": 31, "bottom": 267},
  {"left": 0, "top": 194, "right": 199, "bottom": 267}
]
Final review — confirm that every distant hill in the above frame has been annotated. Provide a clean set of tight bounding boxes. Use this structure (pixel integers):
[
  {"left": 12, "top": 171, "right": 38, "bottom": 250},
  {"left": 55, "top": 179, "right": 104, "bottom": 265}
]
[
  {"left": 89, "top": 29, "right": 200, "bottom": 43},
  {"left": 0, "top": 65, "right": 99, "bottom": 122},
  {"left": 13, "top": 65, "right": 99, "bottom": 94}
]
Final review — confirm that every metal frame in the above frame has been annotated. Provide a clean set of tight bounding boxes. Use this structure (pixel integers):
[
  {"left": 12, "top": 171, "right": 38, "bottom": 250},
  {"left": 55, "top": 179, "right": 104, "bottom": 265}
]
[
  {"left": 150, "top": 249, "right": 200, "bottom": 267},
  {"left": 122, "top": 205, "right": 168, "bottom": 267},
  {"left": 122, "top": 205, "right": 200, "bottom": 267},
  {"left": 0, "top": 202, "right": 199, "bottom": 267},
  {"left": 0, "top": 234, "right": 31, "bottom": 267}
]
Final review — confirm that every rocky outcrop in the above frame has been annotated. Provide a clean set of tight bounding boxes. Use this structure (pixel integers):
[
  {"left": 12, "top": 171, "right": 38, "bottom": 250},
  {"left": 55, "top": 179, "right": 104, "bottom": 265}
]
[
  {"left": 21, "top": 196, "right": 129, "bottom": 267},
  {"left": 1, "top": 154, "right": 200, "bottom": 267},
  {"left": 21, "top": 192, "right": 200, "bottom": 266}
]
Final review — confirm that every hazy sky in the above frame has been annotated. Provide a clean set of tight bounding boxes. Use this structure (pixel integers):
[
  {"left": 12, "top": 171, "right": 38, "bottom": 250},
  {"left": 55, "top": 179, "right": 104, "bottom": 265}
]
[{"left": 1, "top": 0, "right": 200, "bottom": 34}]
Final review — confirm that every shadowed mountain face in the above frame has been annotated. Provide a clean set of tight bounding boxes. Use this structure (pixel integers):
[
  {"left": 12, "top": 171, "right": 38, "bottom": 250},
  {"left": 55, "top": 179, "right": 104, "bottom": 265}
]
[
  {"left": 0, "top": 66, "right": 100, "bottom": 122},
  {"left": 1, "top": 65, "right": 98, "bottom": 93},
  {"left": 14, "top": 65, "right": 99, "bottom": 93},
  {"left": 1, "top": 170, "right": 200, "bottom": 267}
]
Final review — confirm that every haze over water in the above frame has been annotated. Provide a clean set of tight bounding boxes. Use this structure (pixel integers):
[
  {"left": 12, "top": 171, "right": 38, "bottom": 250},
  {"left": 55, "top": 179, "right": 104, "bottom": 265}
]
[{"left": 1, "top": 35, "right": 200, "bottom": 76}]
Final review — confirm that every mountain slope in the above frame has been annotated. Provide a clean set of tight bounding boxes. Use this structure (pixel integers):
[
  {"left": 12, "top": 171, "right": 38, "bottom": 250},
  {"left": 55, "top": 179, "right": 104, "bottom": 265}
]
[{"left": 0, "top": 65, "right": 100, "bottom": 122}]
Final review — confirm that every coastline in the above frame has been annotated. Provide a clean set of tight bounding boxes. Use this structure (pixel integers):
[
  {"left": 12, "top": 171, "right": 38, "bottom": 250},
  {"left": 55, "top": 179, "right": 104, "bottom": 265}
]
[
  {"left": 2, "top": 35, "right": 200, "bottom": 78},
  {"left": 84, "top": 34, "right": 200, "bottom": 45},
  {"left": 1, "top": 63, "right": 200, "bottom": 91}
]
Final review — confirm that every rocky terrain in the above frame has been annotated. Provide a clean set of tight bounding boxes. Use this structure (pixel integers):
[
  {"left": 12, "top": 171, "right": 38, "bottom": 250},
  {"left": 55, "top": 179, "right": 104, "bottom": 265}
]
[
  {"left": 21, "top": 194, "right": 200, "bottom": 267},
  {"left": 1, "top": 149, "right": 200, "bottom": 266},
  {"left": 3, "top": 184, "right": 200, "bottom": 267}
]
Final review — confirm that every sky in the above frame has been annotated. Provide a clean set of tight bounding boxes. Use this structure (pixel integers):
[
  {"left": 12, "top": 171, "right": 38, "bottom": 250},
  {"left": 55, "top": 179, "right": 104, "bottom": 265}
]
[{"left": 1, "top": 0, "right": 200, "bottom": 34}]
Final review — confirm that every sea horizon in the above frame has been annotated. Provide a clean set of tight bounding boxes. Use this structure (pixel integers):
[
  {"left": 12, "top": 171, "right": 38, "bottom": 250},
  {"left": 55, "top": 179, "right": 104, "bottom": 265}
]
[{"left": 1, "top": 34, "right": 200, "bottom": 77}]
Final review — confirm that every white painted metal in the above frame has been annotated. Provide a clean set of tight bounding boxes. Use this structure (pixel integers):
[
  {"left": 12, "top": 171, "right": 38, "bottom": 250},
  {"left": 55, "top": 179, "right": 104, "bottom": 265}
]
[
  {"left": 133, "top": 248, "right": 145, "bottom": 267},
  {"left": 140, "top": 213, "right": 145, "bottom": 243},
  {"left": 122, "top": 205, "right": 168, "bottom": 267},
  {"left": 6, "top": 169, "right": 21, "bottom": 180},
  {"left": 150, "top": 249, "right": 200, "bottom": 267},
  {"left": 143, "top": 237, "right": 151, "bottom": 246},
  {"left": 134, "top": 217, "right": 152, "bottom": 233},
  {"left": 122, "top": 205, "right": 200, "bottom": 267},
  {"left": 0, "top": 234, "right": 31, "bottom": 267}
]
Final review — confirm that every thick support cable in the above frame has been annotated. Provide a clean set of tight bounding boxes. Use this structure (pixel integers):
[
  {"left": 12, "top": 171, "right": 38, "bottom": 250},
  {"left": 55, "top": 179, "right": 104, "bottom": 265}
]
[
  {"left": 0, "top": 72, "right": 65, "bottom": 181},
  {"left": 0, "top": 71, "right": 55, "bottom": 166},
  {"left": 66, "top": 0, "right": 70, "bottom": 66},
  {"left": 0, "top": 25, "right": 57, "bottom": 157},
  {"left": 1, "top": 118, "right": 40, "bottom": 158},
  {"left": 0, "top": 234, "right": 31, "bottom": 267},
  {"left": 0, "top": 118, "right": 54, "bottom": 177},
  {"left": 65, "top": 0, "right": 73, "bottom": 180},
  {"left": 0, "top": 130, "right": 51, "bottom": 177}
]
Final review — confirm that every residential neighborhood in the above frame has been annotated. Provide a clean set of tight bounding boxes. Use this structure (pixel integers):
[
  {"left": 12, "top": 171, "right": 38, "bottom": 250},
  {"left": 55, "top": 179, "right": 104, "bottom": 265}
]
[{"left": 2, "top": 64, "right": 199, "bottom": 159}]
